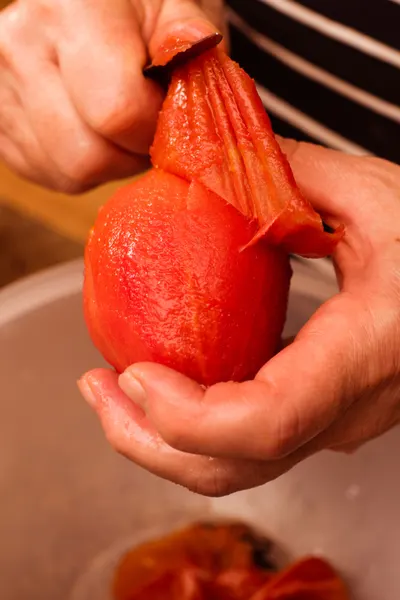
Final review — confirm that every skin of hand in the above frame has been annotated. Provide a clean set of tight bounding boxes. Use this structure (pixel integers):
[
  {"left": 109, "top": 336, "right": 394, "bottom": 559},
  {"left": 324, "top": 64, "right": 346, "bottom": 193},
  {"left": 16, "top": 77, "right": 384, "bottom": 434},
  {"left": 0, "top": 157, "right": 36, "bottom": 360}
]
[
  {"left": 0, "top": 0, "right": 220, "bottom": 192},
  {"left": 79, "top": 140, "right": 400, "bottom": 497}
]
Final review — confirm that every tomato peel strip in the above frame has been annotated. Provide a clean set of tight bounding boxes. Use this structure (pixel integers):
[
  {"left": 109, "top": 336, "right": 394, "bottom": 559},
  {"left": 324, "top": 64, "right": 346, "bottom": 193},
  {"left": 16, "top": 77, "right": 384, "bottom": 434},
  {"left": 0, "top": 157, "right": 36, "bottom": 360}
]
[{"left": 151, "top": 45, "right": 344, "bottom": 258}]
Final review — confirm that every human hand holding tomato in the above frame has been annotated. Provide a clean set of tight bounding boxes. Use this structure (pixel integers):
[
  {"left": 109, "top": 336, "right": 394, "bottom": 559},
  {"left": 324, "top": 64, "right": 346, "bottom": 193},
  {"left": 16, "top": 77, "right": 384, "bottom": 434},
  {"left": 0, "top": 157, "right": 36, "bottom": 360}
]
[
  {"left": 7, "top": 0, "right": 397, "bottom": 498},
  {"left": 79, "top": 141, "right": 400, "bottom": 496}
]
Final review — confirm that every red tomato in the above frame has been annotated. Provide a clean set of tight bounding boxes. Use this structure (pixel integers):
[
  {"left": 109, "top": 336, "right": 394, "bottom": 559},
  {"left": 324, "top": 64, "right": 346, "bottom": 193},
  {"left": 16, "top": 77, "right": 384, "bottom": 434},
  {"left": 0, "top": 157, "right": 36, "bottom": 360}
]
[
  {"left": 84, "top": 170, "right": 291, "bottom": 384},
  {"left": 84, "top": 40, "right": 342, "bottom": 384}
]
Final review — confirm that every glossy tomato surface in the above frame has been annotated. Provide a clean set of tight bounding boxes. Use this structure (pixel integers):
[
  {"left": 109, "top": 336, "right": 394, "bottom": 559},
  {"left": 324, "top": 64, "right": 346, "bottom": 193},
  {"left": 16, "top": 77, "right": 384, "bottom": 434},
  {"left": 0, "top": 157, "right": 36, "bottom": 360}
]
[{"left": 84, "top": 169, "right": 291, "bottom": 385}]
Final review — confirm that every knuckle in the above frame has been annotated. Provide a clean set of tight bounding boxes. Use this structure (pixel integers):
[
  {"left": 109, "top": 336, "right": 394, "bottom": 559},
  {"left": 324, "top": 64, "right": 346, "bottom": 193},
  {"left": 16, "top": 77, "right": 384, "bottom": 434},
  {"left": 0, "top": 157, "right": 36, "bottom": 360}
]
[
  {"left": 237, "top": 380, "right": 302, "bottom": 461},
  {"left": 264, "top": 400, "right": 302, "bottom": 460},
  {"left": 0, "top": 3, "right": 53, "bottom": 70},
  {"left": 89, "top": 88, "right": 141, "bottom": 138},
  {"left": 58, "top": 144, "right": 107, "bottom": 192},
  {"left": 160, "top": 422, "right": 191, "bottom": 453}
]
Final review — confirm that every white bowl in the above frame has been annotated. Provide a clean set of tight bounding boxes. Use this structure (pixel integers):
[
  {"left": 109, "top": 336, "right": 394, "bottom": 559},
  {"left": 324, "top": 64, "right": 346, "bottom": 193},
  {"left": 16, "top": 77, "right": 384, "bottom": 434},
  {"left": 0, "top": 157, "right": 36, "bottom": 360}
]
[{"left": 0, "top": 258, "right": 398, "bottom": 600}]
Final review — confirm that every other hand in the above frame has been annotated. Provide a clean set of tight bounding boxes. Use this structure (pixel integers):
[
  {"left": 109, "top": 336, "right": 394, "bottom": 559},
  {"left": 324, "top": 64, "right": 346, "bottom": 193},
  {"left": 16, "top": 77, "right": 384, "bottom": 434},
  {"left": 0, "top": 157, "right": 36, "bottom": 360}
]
[
  {"left": 0, "top": 0, "right": 219, "bottom": 192},
  {"left": 79, "top": 140, "right": 400, "bottom": 497}
]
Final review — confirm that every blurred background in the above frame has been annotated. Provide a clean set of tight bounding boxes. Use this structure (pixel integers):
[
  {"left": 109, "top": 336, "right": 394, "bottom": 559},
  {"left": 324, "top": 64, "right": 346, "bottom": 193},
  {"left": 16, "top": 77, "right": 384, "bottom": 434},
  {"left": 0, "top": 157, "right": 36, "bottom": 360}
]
[{"left": 0, "top": 155, "right": 132, "bottom": 287}]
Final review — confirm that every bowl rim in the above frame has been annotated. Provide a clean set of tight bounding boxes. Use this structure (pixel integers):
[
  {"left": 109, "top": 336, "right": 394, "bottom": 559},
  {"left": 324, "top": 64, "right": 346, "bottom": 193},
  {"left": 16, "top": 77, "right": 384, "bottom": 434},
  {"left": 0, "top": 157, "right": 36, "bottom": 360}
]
[
  {"left": 0, "top": 257, "right": 337, "bottom": 328},
  {"left": 0, "top": 259, "right": 84, "bottom": 327}
]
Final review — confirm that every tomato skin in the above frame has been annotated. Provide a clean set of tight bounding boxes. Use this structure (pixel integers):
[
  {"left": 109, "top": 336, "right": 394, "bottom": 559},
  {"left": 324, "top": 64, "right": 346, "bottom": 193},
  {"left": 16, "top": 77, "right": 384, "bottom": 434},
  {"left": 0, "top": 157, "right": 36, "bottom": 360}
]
[
  {"left": 151, "top": 49, "right": 344, "bottom": 258},
  {"left": 111, "top": 523, "right": 350, "bottom": 600},
  {"left": 84, "top": 169, "right": 291, "bottom": 385},
  {"left": 83, "top": 41, "right": 344, "bottom": 385}
]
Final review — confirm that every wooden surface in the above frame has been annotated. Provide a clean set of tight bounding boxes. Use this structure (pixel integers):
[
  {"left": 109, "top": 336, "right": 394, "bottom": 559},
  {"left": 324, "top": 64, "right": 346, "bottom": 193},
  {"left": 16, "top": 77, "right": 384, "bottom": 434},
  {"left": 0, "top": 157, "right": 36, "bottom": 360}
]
[
  {"left": 0, "top": 162, "right": 133, "bottom": 244},
  {"left": 0, "top": 160, "right": 135, "bottom": 287}
]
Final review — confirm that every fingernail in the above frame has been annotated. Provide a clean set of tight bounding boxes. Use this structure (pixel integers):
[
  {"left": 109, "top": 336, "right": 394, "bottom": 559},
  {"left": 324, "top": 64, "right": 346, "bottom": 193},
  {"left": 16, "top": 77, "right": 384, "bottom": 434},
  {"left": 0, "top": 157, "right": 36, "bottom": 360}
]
[
  {"left": 119, "top": 370, "right": 147, "bottom": 410},
  {"left": 167, "top": 18, "right": 221, "bottom": 39},
  {"left": 78, "top": 376, "right": 98, "bottom": 409}
]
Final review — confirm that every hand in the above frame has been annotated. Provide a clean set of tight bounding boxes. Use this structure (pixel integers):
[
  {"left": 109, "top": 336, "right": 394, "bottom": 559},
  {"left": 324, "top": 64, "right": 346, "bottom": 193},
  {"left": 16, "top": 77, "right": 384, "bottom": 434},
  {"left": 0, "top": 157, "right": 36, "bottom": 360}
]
[
  {"left": 79, "top": 140, "right": 400, "bottom": 497},
  {"left": 0, "top": 0, "right": 220, "bottom": 192}
]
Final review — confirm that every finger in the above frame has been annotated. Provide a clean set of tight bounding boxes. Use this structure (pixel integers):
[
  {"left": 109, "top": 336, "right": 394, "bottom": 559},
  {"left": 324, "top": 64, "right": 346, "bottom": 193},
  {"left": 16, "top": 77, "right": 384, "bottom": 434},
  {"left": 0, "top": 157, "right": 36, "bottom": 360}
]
[
  {"left": 18, "top": 60, "right": 147, "bottom": 193},
  {"left": 78, "top": 369, "right": 306, "bottom": 496},
  {"left": 146, "top": 0, "right": 226, "bottom": 73},
  {"left": 116, "top": 293, "right": 369, "bottom": 462},
  {"left": 197, "top": 0, "right": 225, "bottom": 33},
  {"left": 277, "top": 138, "right": 400, "bottom": 286},
  {"left": 1, "top": 1, "right": 148, "bottom": 191},
  {"left": 0, "top": 11, "right": 53, "bottom": 184},
  {"left": 57, "top": 0, "right": 163, "bottom": 154},
  {"left": 148, "top": 0, "right": 223, "bottom": 58},
  {"left": 0, "top": 78, "right": 64, "bottom": 188},
  {"left": 278, "top": 138, "right": 398, "bottom": 236}
]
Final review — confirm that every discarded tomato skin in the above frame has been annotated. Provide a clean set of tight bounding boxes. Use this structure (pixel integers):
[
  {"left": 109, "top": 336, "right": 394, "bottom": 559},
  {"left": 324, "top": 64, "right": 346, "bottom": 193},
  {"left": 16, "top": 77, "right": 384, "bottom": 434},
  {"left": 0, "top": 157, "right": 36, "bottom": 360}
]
[
  {"left": 113, "top": 522, "right": 275, "bottom": 600},
  {"left": 111, "top": 523, "right": 350, "bottom": 600},
  {"left": 84, "top": 170, "right": 291, "bottom": 385}
]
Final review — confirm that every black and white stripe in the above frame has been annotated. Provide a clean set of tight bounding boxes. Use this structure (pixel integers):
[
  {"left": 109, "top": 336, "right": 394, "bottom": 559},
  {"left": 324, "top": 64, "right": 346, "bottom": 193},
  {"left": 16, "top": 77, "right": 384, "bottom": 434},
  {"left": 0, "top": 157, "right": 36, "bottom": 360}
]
[
  {"left": 286, "top": 0, "right": 400, "bottom": 51},
  {"left": 226, "top": 0, "right": 400, "bottom": 163}
]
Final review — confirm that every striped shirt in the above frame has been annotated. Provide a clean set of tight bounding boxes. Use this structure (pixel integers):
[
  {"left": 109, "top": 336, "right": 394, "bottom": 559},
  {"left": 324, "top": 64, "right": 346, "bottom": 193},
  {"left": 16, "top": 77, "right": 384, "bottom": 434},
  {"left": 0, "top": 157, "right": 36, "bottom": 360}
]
[{"left": 225, "top": 0, "right": 400, "bottom": 163}]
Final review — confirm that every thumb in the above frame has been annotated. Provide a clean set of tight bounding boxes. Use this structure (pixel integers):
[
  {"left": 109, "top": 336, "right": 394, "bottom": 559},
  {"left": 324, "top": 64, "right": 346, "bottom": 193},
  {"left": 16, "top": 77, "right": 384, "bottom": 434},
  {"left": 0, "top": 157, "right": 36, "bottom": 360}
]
[
  {"left": 278, "top": 138, "right": 397, "bottom": 229},
  {"left": 278, "top": 138, "right": 400, "bottom": 286},
  {"left": 277, "top": 138, "right": 363, "bottom": 220},
  {"left": 148, "top": 0, "right": 223, "bottom": 61}
]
